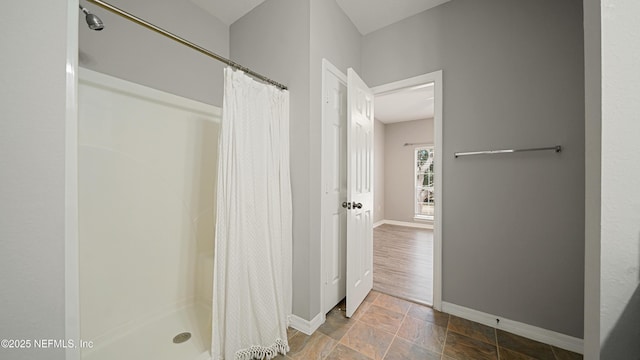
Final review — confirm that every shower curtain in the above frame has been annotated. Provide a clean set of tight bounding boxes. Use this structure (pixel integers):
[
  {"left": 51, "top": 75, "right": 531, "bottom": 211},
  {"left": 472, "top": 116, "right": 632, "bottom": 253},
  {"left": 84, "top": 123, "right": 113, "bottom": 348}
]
[{"left": 213, "top": 67, "right": 292, "bottom": 360}]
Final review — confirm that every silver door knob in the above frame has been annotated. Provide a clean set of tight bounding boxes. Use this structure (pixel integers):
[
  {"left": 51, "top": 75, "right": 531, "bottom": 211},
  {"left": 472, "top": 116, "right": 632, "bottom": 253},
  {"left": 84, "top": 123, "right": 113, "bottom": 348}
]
[{"left": 353, "top": 202, "right": 362, "bottom": 209}]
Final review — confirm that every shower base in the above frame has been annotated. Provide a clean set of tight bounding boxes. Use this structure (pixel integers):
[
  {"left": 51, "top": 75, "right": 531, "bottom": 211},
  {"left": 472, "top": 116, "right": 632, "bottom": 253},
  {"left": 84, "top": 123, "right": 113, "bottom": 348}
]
[{"left": 82, "top": 303, "right": 212, "bottom": 360}]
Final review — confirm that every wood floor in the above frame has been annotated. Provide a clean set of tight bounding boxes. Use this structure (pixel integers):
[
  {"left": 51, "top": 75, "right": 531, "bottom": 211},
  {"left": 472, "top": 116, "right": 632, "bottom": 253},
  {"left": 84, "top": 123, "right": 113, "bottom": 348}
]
[{"left": 373, "top": 224, "right": 433, "bottom": 305}]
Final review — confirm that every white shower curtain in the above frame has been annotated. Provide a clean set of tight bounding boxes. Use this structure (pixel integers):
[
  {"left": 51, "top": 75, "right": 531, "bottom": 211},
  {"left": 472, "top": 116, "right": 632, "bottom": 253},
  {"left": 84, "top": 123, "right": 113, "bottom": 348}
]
[{"left": 212, "top": 67, "right": 292, "bottom": 360}]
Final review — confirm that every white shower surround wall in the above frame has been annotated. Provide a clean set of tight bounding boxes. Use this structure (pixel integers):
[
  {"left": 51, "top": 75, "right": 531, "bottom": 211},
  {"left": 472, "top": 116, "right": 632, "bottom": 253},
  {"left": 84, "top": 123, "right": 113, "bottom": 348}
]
[{"left": 78, "top": 68, "right": 220, "bottom": 359}]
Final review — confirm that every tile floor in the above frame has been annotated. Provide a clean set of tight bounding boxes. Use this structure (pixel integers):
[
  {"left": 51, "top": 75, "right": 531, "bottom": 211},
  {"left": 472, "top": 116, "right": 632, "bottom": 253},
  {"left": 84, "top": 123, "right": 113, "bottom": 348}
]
[{"left": 275, "top": 291, "right": 582, "bottom": 360}]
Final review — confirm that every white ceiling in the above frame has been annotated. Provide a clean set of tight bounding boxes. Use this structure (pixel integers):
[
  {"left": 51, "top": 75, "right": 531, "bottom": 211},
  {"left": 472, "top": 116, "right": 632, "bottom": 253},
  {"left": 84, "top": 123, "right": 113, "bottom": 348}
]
[
  {"left": 335, "top": 0, "right": 451, "bottom": 35},
  {"left": 191, "top": 0, "right": 450, "bottom": 34},
  {"left": 375, "top": 84, "right": 434, "bottom": 124},
  {"left": 190, "top": 0, "right": 266, "bottom": 25}
]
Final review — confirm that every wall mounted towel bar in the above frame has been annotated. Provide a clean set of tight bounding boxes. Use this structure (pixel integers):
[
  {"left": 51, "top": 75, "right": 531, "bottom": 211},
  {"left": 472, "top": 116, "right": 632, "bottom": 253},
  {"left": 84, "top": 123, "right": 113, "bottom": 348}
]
[
  {"left": 404, "top": 142, "right": 430, "bottom": 147},
  {"left": 454, "top": 145, "right": 562, "bottom": 158}
]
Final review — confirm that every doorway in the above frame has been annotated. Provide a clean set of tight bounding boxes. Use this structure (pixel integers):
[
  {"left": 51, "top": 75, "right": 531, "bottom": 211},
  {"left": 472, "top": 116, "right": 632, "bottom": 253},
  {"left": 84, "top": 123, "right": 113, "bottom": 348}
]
[
  {"left": 371, "top": 72, "right": 443, "bottom": 310},
  {"left": 320, "top": 63, "right": 443, "bottom": 316},
  {"left": 320, "top": 60, "right": 375, "bottom": 318},
  {"left": 321, "top": 60, "right": 348, "bottom": 315}
]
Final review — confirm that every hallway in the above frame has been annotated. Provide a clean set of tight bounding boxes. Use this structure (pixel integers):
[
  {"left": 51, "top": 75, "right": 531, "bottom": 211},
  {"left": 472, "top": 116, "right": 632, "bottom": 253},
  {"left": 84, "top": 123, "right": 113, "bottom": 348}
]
[{"left": 373, "top": 224, "right": 433, "bottom": 305}]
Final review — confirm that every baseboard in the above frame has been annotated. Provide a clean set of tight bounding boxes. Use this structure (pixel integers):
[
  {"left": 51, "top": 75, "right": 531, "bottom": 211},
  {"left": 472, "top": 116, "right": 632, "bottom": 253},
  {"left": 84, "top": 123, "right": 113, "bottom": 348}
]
[
  {"left": 377, "top": 219, "right": 434, "bottom": 230},
  {"left": 441, "top": 302, "right": 584, "bottom": 354},
  {"left": 289, "top": 312, "right": 325, "bottom": 335}
]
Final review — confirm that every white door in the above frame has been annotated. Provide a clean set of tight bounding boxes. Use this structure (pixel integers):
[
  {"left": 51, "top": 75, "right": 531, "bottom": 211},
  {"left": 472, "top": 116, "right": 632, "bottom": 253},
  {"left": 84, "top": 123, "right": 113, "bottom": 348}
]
[
  {"left": 322, "top": 63, "right": 348, "bottom": 314},
  {"left": 345, "top": 68, "right": 374, "bottom": 318}
]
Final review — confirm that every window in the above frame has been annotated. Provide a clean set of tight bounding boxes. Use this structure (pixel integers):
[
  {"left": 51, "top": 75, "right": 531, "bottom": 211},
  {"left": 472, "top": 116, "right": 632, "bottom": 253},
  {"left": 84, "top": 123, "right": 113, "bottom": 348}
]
[{"left": 415, "top": 146, "right": 435, "bottom": 220}]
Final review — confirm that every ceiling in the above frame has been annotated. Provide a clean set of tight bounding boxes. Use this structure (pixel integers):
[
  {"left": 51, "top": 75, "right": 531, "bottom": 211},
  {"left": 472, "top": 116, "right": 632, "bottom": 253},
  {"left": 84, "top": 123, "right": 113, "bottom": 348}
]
[
  {"left": 190, "top": 0, "right": 450, "bottom": 34},
  {"left": 375, "top": 84, "right": 434, "bottom": 124},
  {"left": 190, "top": 0, "right": 266, "bottom": 25}
]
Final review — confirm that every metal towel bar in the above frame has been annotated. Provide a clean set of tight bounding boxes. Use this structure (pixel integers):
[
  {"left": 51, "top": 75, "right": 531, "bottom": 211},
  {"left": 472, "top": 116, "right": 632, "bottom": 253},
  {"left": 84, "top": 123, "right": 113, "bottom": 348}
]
[{"left": 454, "top": 145, "right": 562, "bottom": 158}]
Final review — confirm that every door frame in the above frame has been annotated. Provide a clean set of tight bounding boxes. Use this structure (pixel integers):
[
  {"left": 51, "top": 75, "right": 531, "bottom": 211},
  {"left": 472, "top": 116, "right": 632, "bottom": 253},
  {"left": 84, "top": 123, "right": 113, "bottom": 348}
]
[
  {"left": 320, "top": 59, "right": 348, "bottom": 315},
  {"left": 370, "top": 70, "right": 444, "bottom": 311}
]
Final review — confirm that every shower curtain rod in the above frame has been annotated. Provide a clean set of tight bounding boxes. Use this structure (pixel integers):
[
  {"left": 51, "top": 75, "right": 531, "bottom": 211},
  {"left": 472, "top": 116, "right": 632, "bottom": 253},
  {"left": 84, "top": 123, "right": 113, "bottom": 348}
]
[{"left": 85, "top": 0, "right": 288, "bottom": 91}]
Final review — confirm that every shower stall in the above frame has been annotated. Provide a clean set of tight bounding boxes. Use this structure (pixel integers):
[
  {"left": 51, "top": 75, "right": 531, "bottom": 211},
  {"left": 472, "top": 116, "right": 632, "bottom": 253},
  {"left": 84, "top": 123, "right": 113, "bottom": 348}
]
[
  {"left": 75, "top": 2, "right": 290, "bottom": 358},
  {"left": 78, "top": 68, "right": 219, "bottom": 360}
]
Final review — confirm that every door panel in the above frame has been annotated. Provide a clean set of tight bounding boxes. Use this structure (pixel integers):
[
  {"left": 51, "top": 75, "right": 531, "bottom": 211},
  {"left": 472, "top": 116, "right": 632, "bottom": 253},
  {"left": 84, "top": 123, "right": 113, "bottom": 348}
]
[
  {"left": 346, "top": 68, "right": 374, "bottom": 318},
  {"left": 322, "top": 66, "right": 347, "bottom": 314}
]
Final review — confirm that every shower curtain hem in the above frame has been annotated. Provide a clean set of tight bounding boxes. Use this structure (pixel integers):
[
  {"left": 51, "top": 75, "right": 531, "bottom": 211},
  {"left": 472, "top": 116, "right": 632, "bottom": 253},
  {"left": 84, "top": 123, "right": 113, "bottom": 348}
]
[{"left": 229, "top": 339, "right": 289, "bottom": 360}]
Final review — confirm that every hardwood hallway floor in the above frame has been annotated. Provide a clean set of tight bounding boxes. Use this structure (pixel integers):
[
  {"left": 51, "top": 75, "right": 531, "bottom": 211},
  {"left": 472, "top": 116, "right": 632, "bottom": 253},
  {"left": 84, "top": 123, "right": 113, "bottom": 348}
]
[{"left": 373, "top": 224, "right": 433, "bottom": 305}]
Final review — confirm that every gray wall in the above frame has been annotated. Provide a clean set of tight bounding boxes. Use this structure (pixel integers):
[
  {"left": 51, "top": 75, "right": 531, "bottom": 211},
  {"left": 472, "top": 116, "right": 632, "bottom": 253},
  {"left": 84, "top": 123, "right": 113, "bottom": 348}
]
[
  {"left": 598, "top": 0, "right": 640, "bottom": 357},
  {"left": 79, "top": 0, "right": 229, "bottom": 106},
  {"left": 0, "top": 1, "right": 69, "bottom": 359},
  {"left": 383, "top": 119, "right": 434, "bottom": 224},
  {"left": 230, "top": 0, "right": 361, "bottom": 321},
  {"left": 362, "top": 0, "right": 585, "bottom": 337},
  {"left": 230, "top": 0, "right": 312, "bottom": 320},
  {"left": 374, "top": 120, "right": 386, "bottom": 223}
]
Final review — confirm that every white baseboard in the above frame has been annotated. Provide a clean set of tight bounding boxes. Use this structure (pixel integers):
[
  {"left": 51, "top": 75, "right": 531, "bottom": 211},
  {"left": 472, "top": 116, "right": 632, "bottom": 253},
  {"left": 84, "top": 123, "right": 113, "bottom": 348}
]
[
  {"left": 441, "top": 302, "right": 584, "bottom": 354},
  {"left": 289, "top": 312, "right": 325, "bottom": 335},
  {"left": 375, "top": 219, "right": 434, "bottom": 229}
]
